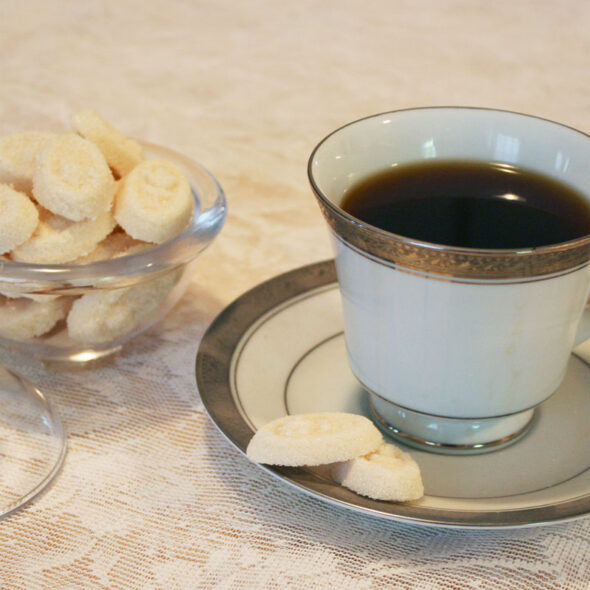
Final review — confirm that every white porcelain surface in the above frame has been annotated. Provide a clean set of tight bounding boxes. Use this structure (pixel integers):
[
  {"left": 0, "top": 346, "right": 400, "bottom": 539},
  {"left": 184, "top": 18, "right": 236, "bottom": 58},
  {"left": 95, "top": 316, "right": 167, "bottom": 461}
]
[
  {"left": 310, "top": 109, "right": 590, "bottom": 448},
  {"left": 335, "top": 241, "right": 590, "bottom": 419}
]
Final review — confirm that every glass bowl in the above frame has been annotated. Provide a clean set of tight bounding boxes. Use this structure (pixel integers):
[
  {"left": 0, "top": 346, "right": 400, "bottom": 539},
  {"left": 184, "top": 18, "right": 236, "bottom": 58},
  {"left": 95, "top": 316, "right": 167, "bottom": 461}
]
[{"left": 0, "top": 141, "right": 226, "bottom": 364}]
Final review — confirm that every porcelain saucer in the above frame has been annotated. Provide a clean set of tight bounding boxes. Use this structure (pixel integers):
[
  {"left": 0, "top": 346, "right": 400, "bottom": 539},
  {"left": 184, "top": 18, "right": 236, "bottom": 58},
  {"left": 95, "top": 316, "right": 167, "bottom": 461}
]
[{"left": 196, "top": 260, "right": 590, "bottom": 529}]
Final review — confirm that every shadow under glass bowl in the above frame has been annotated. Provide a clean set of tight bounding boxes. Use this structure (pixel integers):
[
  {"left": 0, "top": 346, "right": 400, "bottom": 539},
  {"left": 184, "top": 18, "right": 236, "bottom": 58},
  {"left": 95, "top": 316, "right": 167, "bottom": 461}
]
[{"left": 0, "top": 141, "right": 227, "bottom": 365}]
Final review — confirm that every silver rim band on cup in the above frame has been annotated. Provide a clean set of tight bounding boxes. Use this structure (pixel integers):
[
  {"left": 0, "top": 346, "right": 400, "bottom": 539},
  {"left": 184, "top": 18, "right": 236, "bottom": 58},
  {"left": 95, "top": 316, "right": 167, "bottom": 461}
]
[{"left": 308, "top": 107, "right": 590, "bottom": 280}]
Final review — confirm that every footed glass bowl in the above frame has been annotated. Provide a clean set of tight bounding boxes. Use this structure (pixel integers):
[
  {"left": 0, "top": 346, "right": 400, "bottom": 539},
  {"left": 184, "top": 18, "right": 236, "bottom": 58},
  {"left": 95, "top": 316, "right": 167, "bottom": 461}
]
[{"left": 0, "top": 142, "right": 226, "bottom": 364}]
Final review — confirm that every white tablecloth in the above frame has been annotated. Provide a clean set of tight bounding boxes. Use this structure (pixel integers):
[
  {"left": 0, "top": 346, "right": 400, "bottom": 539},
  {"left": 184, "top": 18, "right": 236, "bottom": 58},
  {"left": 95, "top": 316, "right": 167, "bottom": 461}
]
[{"left": 1, "top": 1, "right": 589, "bottom": 587}]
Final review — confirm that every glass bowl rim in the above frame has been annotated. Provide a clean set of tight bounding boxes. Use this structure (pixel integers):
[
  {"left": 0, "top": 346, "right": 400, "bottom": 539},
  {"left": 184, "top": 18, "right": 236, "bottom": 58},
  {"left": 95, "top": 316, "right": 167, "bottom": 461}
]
[{"left": 0, "top": 140, "right": 227, "bottom": 287}]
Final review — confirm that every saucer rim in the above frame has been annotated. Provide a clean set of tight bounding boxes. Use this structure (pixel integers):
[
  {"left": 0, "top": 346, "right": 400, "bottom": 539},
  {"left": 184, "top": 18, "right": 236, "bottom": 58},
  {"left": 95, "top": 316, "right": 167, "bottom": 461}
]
[{"left": 196, "top": 259, "right": 590, "bottom": 529}]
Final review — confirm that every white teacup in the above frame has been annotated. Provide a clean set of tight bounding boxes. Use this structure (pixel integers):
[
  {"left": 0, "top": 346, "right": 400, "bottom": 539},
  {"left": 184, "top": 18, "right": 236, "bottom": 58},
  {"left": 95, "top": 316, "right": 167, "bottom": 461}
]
[{"left": 309, "top": 108, "right": 590, "bottom": 453}]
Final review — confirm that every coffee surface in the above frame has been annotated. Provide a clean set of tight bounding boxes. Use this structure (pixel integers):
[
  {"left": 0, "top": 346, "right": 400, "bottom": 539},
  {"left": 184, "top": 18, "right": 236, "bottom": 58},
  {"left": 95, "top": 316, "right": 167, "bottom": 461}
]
[{"left": 341, "top": 160, "right": 590, "bottom": 249}]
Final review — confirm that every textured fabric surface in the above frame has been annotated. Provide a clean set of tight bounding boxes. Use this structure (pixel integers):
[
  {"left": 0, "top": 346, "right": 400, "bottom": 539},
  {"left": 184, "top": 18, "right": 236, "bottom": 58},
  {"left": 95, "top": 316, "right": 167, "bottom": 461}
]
[{"left": 1, "top": 0, "right": 589, "bottom": 587}]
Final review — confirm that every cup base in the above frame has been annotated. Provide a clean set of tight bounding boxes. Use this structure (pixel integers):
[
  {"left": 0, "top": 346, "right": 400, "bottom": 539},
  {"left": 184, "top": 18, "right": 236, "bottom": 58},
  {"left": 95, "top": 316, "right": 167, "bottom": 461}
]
[{"left": 368, "top": 394, "right": 536, "bottom": 455}]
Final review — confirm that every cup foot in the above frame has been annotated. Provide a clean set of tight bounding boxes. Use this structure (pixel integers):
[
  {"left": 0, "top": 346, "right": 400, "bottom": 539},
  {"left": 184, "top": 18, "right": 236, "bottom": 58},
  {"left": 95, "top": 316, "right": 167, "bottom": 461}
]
[{"left": 368, "top": 394, "right": 536, "bottom": 455}]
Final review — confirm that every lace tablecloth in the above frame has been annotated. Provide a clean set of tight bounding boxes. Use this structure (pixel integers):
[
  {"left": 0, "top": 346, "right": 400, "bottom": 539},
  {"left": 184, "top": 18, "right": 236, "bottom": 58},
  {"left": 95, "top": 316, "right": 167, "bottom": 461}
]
[{"left": 1, "top": 0, "right": 589, "bottom": 587}]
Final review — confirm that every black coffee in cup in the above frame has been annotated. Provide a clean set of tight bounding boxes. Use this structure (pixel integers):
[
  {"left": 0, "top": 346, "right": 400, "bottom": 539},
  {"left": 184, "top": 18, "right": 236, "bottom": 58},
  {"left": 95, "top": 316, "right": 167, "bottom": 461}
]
[{"left": 341, "top": 160, "right": 590, "bottom": 249}]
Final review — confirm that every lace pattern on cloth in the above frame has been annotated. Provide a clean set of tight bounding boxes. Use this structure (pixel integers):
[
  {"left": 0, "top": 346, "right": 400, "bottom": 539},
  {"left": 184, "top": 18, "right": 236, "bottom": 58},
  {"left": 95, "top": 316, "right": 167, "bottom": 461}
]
[{"left": 0, "top": 288, "right": 588, "bottom": 589}]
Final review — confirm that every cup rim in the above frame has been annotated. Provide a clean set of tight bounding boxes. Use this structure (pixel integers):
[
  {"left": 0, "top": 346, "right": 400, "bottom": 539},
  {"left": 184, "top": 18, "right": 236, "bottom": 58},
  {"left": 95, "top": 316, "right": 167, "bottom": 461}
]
[{"left": 308, "top": 107, "right": 590, "bottom": 279}]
